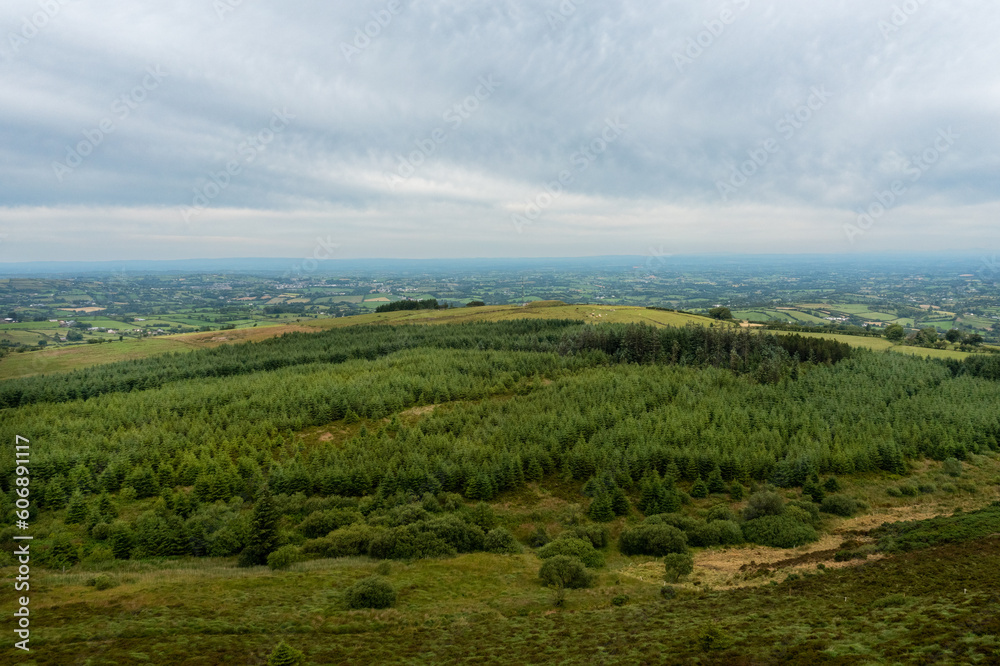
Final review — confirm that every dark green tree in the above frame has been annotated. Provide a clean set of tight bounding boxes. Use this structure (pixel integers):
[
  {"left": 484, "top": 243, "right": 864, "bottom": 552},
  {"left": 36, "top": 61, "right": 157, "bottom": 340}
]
[{"left": 238, "top": 486, "right": 279, "bottom": 567}]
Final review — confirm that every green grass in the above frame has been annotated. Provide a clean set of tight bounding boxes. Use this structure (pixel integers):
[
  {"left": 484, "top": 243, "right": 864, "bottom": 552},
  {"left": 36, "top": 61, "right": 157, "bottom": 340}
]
[
  {"left": 7, "top": 529, "right": 1000, "bottom": 664},
  {"left": 0, "top": 337, "right": 194, "bottom": 379}
]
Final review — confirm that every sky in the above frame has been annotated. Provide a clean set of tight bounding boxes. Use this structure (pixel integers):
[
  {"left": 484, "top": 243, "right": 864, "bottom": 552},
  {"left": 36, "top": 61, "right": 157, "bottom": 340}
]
[{"left": 0, "top": 0, "right": 998, "bottom": 262}]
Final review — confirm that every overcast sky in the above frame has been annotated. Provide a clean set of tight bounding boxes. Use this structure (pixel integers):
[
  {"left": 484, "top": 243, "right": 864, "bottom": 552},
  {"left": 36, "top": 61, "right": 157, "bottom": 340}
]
[{"left": 0, "top": 0, "right": 998, "bottom": 262}]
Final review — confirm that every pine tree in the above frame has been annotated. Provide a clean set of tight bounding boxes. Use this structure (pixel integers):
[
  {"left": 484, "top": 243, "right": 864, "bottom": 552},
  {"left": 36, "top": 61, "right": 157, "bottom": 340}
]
[
  {"left": 707, "top": 467, "right": 726, "bottom": 494},
  {"left": 238, "top": 486, "right": 279, "bottom": 567},
  {"left": 65, "top": 491, "right": 88, "bottom": 524},
  {"left": 588, "top": 492, "right": 615, "bottom": 522},
  {"left": 690, "top": 477, "right": 709, "bottom": 499},
  {"left": 610, "top": 486, "right": 630, "bottom": 516},
  {"left": 267, "top": 641, "right": 304, "bottom": 666}
]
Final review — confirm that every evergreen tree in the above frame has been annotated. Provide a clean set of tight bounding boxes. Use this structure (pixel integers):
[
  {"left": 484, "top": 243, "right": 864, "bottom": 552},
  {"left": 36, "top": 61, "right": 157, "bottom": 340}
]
[
  {"left": 610, "top": 486, "right": 630, "bottom": 516},
  {"left": 65, "top": 491, "right": 88, "bottom": 524},
  {"left": 587, "top": 492, "right": 615, "bottom": 522},
  {"left": 238, "top": 486, "right": 279, "bottom": 567},
  {"left": 267, "top": 641, "right": 304, "bottom": 666},
  {"left": 707, "top": 467, "right": 726, "bottom": 494},
  {"left": 690, "top": 477, "right": 709, "bottom": 499}
]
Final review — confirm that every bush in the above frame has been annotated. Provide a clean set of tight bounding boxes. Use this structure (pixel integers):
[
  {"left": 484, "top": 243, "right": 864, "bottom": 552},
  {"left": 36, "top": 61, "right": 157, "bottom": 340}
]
[
  {"left": 89, "top": 574, "right": 117, "bottom": 591},
  {"left": 368, "top": 524, "right": 456, "bottom": 560},
  {"left": 537, "top": 537, "right": 604, "bottom": 568},
  {"left": 484, "top": 528, "right": 521, "bottom": 554},
  {"left": 303, "top": 523, "right": 380, "bottom": 558},
  {"left": 660, "top": 584, "right": 677, "bottom": 599},
  {"left": 742, "top": 492, "right": 785, "bottom": 521},
  {"left": 267, "top": 545, "right": 303, "bottom": 570},
  {"left": 345, "top": 576, "right": 397, "bottom": 609},
  {"left": 618, "top": 524, "right": 687, "bottom": 556},
  {"left": 943, "top": 457, "right": 963, "bottom": 477},
  {"left": 611, "top": 594, "right": 630, "bottom": 606},
  {"left": 528, "top": 525, "right": 550, "bottom": 548},
  {"left": 823, "top": 477, "right": 841, "bottom": 493},
  {"left": 663, "top": 552, "right": 694, "bottom": 583},
  {"left": 918, "top": 483, "right": 936, "bottom": 494},
  {"left": 886, "top": 486, "right": 903, "bottom": 497},
  {"left": 423, "top": 515, "right": 485, "bottom": 553},
  {"left": 297, "top": 508, "right": 363, "bottom": 538},
  {"left": 538, "top": 555, "right": 593, "bottom": 589},
  {"left": 820, "top": 494, "right": 859, "bottom": 517},
  {"left": 728, "top": 483, "right": 745, "bottom": 501},
  {"left": 940, "top": 483, "right": 957, "bottom": 493},
  {"left": 898, "top": 484, "right": 919, "bottom": 497},
  {"left": 706, "top": 504, "right": 737, "bottom": 523},
  {"left": 742, "top": 515, "right": 818, "bottom": 548},
  {"left": 570, "top": 524, "right": 610, "bottom": 549},
  {"left": 787, "top": 500, "right": 821, "bottom": 527}
]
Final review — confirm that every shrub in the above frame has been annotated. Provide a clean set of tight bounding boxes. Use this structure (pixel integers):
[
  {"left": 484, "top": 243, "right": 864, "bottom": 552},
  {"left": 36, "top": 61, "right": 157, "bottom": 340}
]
[
  {"left": 297, "top": 508, "right": 363, "bottom": 538},
  {"left": 570, "top": 524, "right": 610, "bottom": 549},
  {"left": 898, "top": 484, "right": 919, "bottom": 497},
  {"left": 484, "top": 528, "right": 521, "bottom": 554},
  {"left": 92, "top": 574, "right": 116, "bottom": 591},
  {"left": 267, "top": 545, "right": 302, "bottom": 570},
  {"left": 706, "top": 504, "right": 737, "bottom": 523},
  {"left": 537, "top": 537, "right": 605, "bottom": 568},
  {"left": 728, "top": 483, "right": 745, "bottom": 501},
  {"left": 90, "top": 522, "right": 111, "bottom": 541},
  {"left": 528, "top": 525, "right": 550, "bottom": 548},
  {"left": 618, "top": 524, "right": 687, "bottom": 556},
  {"left": 611, "top": 594, "right": 630, "bottom": 606},
  {"left": 918, "top": 483, "right": 936, "bottom": 494},
  {"left": 465, "top": 502, "right": 498, "bottom": 531},
  {"left": 345, "top": 576, "right": 397, "bottom": 609},
  {"left": 712, "top": 520, "right": 744, "bottom": 546},
  {"left": 940, "top": 483, "right": 957, "bottom": 493},
  {"left": 742, "top": 492, "right": 785, "bottom": 520},
  {"left": 820, "top": 494, "right": 859, "bottom": 517},
  {"left": 303, "top": 523, "right": 380, "bottom": 558},
  {"left": 663, "top": 551, "right": 694, "bottom": 583},
  {"left": 267, "top": 641, "right": 305, "bottom": 666},
  {"left": 943, "top": 457, "right": 963, "bottom": 478},
  {"left": 742, "top": 515, "right": 818, "bottom": 548},
  {"left": 368, "top": 524, "right": 456, "bottom": 560},
  {"left": 823, "top": 477, "right": 841, "bottom": 493},
  {"left": 886, "top": 486, "right": 903, "bottom": 497},
  {"left": 660, "top": 584, "right": 677, "bottom": 599},
  {"left": 787, "top": 500, "right": 821, "bottom": 527},
  {"left": 538, "top": 555, "right": 593, "bottom": 589},
  {"left": 423, "top": 515, "right": 485, "bottom": 553}
]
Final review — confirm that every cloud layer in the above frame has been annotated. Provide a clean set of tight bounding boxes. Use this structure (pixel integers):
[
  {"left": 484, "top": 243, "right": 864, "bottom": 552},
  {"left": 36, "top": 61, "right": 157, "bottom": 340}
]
[{"left": 1, "top": 0, "right": 998, "bottom": 260}]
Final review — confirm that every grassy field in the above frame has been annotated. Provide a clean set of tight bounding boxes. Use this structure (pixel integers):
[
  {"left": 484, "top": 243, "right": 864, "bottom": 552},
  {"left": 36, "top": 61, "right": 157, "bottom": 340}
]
[
  {"left": 5, "top": 456, "right": 999, "bottom": 665},
  {"left": 305, "top": 302, "right": 722, "bottom": 330},
  {"left": 2, "top": 302, "right": 986, "bottom": 380}
]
